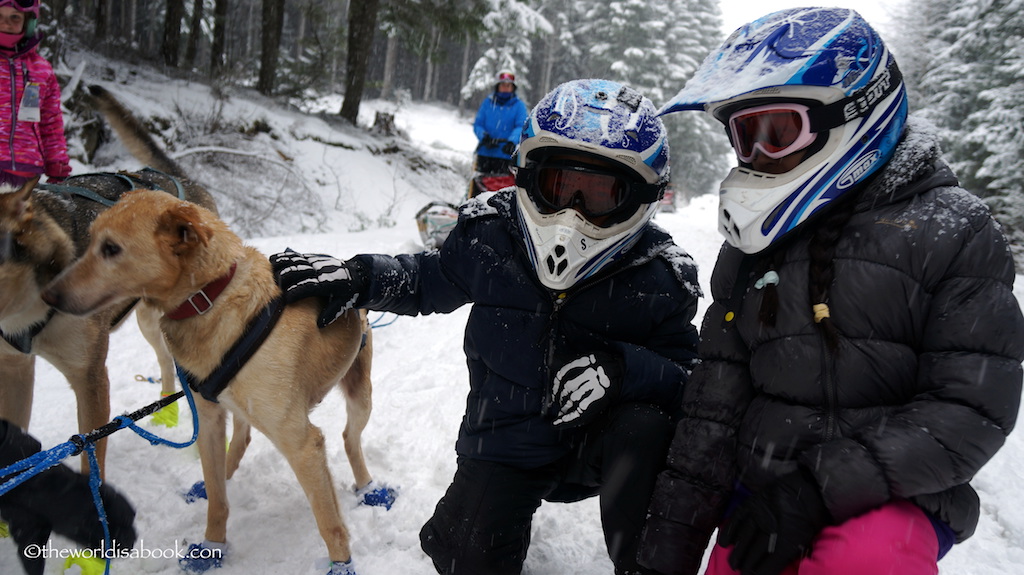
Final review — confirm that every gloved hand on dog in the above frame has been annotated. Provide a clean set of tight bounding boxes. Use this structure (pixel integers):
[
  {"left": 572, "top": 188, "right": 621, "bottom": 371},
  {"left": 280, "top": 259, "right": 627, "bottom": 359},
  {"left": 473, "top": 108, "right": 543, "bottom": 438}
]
[
  {"left": 718, "top": 468, "right": 832, "bottom": 575},
  {"left": 550, "top": 351, "right": 622, "bottom": 428},
  {"left": 269, "top": 249, "right": 370, "bottom": 328}
]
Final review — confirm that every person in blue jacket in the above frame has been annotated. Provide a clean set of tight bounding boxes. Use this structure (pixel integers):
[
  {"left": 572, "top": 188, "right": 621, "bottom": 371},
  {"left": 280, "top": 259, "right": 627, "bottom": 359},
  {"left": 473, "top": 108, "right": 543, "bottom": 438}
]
[
  {"left": 270, "top": 79, "right": 700, "bottom": 575},
  {"left": 472, "top": 70, "right": 528, "bottom": 175}
]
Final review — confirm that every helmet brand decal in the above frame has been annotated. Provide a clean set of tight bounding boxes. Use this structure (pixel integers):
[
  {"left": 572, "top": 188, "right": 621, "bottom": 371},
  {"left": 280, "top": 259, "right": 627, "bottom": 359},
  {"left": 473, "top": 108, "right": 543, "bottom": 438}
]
[
  {"left": 838, "top": 149, "right": 880, "bottom": 189},
  {"left": 842, "top": 62, "right": 893, "bottom": 121}
]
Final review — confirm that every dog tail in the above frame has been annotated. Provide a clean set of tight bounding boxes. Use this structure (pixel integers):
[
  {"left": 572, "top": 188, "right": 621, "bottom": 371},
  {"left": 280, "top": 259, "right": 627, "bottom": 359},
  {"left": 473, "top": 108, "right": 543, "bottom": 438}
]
[{"left": 87, "top": 84, "right": 187, "bottom": 179}]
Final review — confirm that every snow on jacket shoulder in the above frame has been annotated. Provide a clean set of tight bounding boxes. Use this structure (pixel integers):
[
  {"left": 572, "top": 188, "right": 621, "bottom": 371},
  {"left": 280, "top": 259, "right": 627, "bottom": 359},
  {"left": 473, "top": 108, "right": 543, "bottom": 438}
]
[
  {"left": 354, "top": 190, "right": 701, "bottom": 468},
  {"left": 639, "top": 116, "right": 1024, "bottom": 574},
  {"left": 0, "top": 40, "right": 69, "bottom": 177}
]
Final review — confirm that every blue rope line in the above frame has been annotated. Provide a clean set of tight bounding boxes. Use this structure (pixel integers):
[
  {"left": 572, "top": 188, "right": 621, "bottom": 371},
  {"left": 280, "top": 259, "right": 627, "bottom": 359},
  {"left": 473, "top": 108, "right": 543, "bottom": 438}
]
[
  {"left": 369, "top": 312, "right": 398, "bottom": 328},
  {"left": 116, "top": 364, "right": 200, "bottom": 449},
  {"left": 84, "top": 443, "right": 112, "bottom": 575},
  {"left": 0, "top": 440, "right": 78, "bottom": 496}
]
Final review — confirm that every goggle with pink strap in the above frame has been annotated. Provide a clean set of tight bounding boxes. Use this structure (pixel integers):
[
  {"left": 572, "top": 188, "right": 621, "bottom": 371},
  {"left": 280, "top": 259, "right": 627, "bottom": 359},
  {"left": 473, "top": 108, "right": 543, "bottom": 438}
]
[{"left": 0, "top": 0, "right": 39, "bottom": 17}]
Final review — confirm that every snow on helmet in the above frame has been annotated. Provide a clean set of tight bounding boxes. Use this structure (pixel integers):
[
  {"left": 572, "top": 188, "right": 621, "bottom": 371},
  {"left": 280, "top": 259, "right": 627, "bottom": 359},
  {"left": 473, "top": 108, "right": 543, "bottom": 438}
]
[
  {"left": 515, "top": 78, "right": 669, "bottom": 290},
  {"left": 661, "top": 7, "right": 908, "bottom": 254}
]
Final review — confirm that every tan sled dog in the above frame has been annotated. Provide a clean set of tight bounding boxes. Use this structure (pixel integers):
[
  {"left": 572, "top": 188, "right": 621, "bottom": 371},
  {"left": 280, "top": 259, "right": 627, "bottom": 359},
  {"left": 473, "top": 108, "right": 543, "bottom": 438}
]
[
  {"left": 0, "top": 86, "right": 216, "bottom": 475},
  {"left": 42, "top": 189, "right": 377, "bottom": 567}
]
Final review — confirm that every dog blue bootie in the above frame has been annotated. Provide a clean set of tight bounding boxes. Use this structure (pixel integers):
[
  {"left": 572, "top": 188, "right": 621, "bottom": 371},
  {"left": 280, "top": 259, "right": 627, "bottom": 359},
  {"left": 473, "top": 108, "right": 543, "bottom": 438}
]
[
  {"left": 183, "top": 480, "right": 207, "bottom": 503},
  {"left": 179, "top": 540, "right": 226, "bottom": 573},
  {"left": 355, "top": 480, "right": 396, "bottom": 510},
  {"left": 328, "top": 559, "right": 357, "bottom": 575}
]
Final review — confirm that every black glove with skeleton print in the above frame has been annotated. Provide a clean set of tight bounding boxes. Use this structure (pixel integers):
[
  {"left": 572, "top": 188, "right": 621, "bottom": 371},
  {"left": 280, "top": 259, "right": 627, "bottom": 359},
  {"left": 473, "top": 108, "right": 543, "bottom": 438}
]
[{"left": 550, "top": 351, "right": 622, "bottom": 428}]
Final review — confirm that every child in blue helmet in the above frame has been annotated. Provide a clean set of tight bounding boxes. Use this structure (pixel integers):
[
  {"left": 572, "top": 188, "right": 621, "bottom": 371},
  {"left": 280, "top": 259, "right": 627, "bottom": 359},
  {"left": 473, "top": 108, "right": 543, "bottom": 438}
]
[
  {"left": 638, "top": 8, "right": 1024, "bottom": 575},
  {"left": 271, "top": 79, "right": 701, "bottom": 574}
]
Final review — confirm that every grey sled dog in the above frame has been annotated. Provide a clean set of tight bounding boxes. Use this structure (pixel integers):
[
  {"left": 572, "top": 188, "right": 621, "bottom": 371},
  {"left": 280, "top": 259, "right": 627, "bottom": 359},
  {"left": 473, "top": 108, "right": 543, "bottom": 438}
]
[
  {"left": 42, "top": 90, "right": 387, "bottom": 572},
  {"left": 0, "top": 85, "right": 216, "bottom": 475}
]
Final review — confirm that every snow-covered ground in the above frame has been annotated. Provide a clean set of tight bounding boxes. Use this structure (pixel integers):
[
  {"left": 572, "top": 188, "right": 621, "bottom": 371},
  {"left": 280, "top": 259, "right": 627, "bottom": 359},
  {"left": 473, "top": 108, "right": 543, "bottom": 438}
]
[{"left": 2, "top": 54, "right": 1022, "bottom": 575}]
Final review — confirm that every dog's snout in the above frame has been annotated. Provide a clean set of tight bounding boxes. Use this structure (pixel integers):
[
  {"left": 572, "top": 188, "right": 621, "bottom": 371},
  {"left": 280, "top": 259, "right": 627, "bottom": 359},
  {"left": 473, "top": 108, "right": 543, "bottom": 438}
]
[{"left": 40, "top": 287, "right": 61, "bottom": 308}]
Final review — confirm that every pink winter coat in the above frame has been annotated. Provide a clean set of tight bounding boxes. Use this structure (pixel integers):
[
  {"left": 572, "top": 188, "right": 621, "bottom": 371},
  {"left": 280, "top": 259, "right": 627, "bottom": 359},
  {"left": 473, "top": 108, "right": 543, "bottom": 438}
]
[{"left": 0, "top": 37, "right": 70, "bottom": 180}]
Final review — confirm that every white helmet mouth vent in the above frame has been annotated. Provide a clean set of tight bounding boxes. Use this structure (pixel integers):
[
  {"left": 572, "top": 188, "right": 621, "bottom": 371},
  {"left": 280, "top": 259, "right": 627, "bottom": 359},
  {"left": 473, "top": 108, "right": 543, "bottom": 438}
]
[{"left": 546, "top": 245, "right": 570, "bottom": 277}]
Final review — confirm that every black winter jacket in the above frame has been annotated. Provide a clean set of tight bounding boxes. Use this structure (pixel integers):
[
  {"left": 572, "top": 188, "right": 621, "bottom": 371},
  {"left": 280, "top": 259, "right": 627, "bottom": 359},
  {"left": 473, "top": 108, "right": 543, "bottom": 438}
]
[
  {"left": 354, "top": 190, "right": 701, "bottom": 468},
  {"left": 639, "top": 117, "right": 1024, "bottom": 574}
]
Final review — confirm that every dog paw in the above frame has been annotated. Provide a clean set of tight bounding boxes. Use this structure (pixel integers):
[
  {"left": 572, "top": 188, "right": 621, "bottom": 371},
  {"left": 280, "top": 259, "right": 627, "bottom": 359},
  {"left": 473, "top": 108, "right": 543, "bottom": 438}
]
[
  {"left": 183, "top": 480, "right": 207, "bottom": 503},
  {"left": 151, "top": 394, "right": 180, "bottom": 427},
  {"left": 178, "top": 540, "right": 226, "bottom": 573},
  {"left": 63, "top": 555, "right": 106, "bottom": 575},
  {"left": 327, "top": 559, "right": 357, "bottom": 575},
  {"left": 355, "top": 480, "right": 396, "bottom": 510}
]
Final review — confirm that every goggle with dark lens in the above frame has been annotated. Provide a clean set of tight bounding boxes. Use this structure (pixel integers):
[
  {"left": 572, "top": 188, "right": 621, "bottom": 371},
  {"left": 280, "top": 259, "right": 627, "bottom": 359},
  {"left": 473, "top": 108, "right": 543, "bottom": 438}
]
[
  {"left": 516, "top": 161, "right": 661, "bottom": 218},
  {"left": 0, "top": 0, "right": 39, "bottom": 12},
  {"left": 727, "top": 103, "right": 817, "bottom": 163}
]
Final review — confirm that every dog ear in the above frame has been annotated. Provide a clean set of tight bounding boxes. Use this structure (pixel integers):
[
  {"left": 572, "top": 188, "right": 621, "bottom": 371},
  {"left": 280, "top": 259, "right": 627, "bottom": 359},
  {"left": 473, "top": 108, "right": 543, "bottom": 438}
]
[
  {"left": 157, "top": 203, "right": 213, "bottom": 256},
  {"left": 0, "top": 176, "right": 40, "bottom": 223}
]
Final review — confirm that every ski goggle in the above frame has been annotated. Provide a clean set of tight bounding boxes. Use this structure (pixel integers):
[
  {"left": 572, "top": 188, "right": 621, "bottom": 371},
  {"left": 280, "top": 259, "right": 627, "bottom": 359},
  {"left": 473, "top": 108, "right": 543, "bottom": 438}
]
[
  {"left": 0, "top": 0, "right": 38, "bottom": 13},
  {"left": 727, "top": 103, "right": 817, "bottom": 163},
  {"left": 497, "top": 72, "right": 516, "bottom": 83},
  {"left": 516, "top": 161, "right": 659, "bottom": 218}
]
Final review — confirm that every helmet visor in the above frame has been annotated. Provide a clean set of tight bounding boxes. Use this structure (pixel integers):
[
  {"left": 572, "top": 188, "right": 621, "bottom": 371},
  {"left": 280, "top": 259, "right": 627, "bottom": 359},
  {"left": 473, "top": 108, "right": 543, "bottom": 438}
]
[
  {"left": 516, "top": 160, "right": 660, "bottom": 221},
  {"left": 728, "top": 103, "right": 817, "bottom": 163}
]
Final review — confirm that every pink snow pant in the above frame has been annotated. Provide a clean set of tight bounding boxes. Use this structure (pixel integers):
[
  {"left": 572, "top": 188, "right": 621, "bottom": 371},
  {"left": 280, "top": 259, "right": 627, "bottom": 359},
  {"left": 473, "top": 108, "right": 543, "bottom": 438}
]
[{"left": 705, "top": 500, "right": 939, "bottom": 575}]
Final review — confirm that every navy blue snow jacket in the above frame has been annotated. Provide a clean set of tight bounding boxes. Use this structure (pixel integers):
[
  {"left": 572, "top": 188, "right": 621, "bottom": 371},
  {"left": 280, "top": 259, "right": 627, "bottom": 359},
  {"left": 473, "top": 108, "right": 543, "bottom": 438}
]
[
  {"left": 473, "top": 93, "right": 528, "bottom": 160},
  {"left": 352, "top": 190, "right": 701, "bottom": 468}
]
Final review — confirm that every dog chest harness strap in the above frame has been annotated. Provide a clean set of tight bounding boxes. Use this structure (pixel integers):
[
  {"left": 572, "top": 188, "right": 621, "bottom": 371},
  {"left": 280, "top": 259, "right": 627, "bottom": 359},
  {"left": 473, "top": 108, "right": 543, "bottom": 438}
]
[
  {"left": 166, "top": 263, "right": 238, "bottom": 320},
  {"left": 179, "top": 297, "right": 286, "bottom": 403},
  {"left": 0, "top": 308, "right": 56, "bottom": 354}
]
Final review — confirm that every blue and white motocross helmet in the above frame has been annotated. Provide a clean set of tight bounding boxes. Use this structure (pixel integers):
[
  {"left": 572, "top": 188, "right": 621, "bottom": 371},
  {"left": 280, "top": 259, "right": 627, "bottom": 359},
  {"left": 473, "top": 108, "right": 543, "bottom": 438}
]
[
  {"left": 661, "top": 7, "right": 908, "bottom": 254},
  {"left": 516, "top": 79, "right": 670, "bottom": 290}
]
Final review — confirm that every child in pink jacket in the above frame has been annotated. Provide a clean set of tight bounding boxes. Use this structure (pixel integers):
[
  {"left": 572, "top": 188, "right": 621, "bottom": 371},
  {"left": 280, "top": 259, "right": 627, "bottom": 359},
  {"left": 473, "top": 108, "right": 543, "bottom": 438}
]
[{"left": 0, "top": 0, "right": 69, "bottom": 187}]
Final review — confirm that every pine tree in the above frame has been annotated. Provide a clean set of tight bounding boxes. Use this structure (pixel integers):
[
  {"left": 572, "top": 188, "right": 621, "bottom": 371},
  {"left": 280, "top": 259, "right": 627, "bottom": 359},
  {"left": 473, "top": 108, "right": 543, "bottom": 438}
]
[
  {"left": 911, "top": 0, "right": 1024, "bottom": 265},
  {"left": 658, "top": 0, "right": 732, "bottom": 198},
  {"left": 459, "top": 0, "right": 552, "bottom": 105}
]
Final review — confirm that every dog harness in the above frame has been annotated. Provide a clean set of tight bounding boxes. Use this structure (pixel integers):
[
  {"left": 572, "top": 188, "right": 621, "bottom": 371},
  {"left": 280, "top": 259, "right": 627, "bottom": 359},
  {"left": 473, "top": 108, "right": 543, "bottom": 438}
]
[
  {"left": 165, "top": 264, "right": 286, "bottom": 403},
  {"left": 177, "top": 297, "right": 285, "bottom": 403},
  {"left": 0, "top": 308, "right": 54, "bottom": 354}
]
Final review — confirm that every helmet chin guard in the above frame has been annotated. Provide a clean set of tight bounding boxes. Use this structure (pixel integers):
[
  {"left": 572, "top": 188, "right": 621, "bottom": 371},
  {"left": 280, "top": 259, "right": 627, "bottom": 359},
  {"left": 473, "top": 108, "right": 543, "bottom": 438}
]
[{"left": 516, "top": 188, "right": 656, "bottom": 290}]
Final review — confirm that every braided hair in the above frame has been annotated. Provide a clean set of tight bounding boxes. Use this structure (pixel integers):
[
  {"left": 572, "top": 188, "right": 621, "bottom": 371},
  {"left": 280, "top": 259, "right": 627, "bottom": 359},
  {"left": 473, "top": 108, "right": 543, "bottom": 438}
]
[{"left": 757, "top": 199, "right": 858, "bottom": 351}]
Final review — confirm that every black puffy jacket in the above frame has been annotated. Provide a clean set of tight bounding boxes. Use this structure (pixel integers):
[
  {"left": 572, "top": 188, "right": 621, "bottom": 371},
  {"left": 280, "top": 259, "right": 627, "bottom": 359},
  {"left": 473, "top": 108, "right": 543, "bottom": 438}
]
[
  {"left": 354, "top": 190, "right": 701, "bottom": 468},
  {"left": 639, "top": 118, "right": 1024, "bottom": 574}
]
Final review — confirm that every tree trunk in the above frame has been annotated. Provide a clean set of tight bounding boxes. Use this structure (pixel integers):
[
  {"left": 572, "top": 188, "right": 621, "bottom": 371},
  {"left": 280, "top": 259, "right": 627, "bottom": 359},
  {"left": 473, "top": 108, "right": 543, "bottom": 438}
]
[
  {"left": 94, "top": 0, "right": 109, "bottom": 40},
  {"left": 184, "top": 0, "right": 204, "bottom": 70},
  {"left": 380, "top": 33, "right": 397, "bottom": 100},
  {"left": 162, "top": 0, "right": 185, "bottom": 68},
  {"left": 339, "top": 0, "right": 381, "bottom": 124},
  {"left": 422, "top": 25, "right": 440, "bottom": 102},
  {"left": 459, "top": 32, "right": 471, "bottom": 113},
  {"left": 210, "top": 0, "right": 228, "bottom": 75},
  {"left": 256, "top": 0, "right": 286, "bottom": 96}
]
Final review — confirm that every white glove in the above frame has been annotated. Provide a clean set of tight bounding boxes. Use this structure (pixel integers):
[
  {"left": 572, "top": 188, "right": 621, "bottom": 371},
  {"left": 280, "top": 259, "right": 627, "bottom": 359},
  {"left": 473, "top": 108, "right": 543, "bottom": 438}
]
[{"left": 551, "top": 353, "right": 621, "bottom": 427}]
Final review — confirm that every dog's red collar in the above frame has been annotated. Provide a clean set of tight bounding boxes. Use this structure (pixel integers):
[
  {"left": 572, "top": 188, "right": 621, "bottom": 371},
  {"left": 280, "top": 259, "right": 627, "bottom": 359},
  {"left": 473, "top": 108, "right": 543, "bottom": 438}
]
[{"left": 166, "top": 263, "right": 237, "bottom": 320}]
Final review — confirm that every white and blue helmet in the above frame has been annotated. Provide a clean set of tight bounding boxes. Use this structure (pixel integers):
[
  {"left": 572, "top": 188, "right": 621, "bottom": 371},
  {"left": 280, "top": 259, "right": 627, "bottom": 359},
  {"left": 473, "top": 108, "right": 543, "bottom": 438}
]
[
  {"left": 661, "top": 7, "right": 908, "bottom": 254},
  {"left": 516, "top": 79, "right": 670, "bottom": 290}
]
